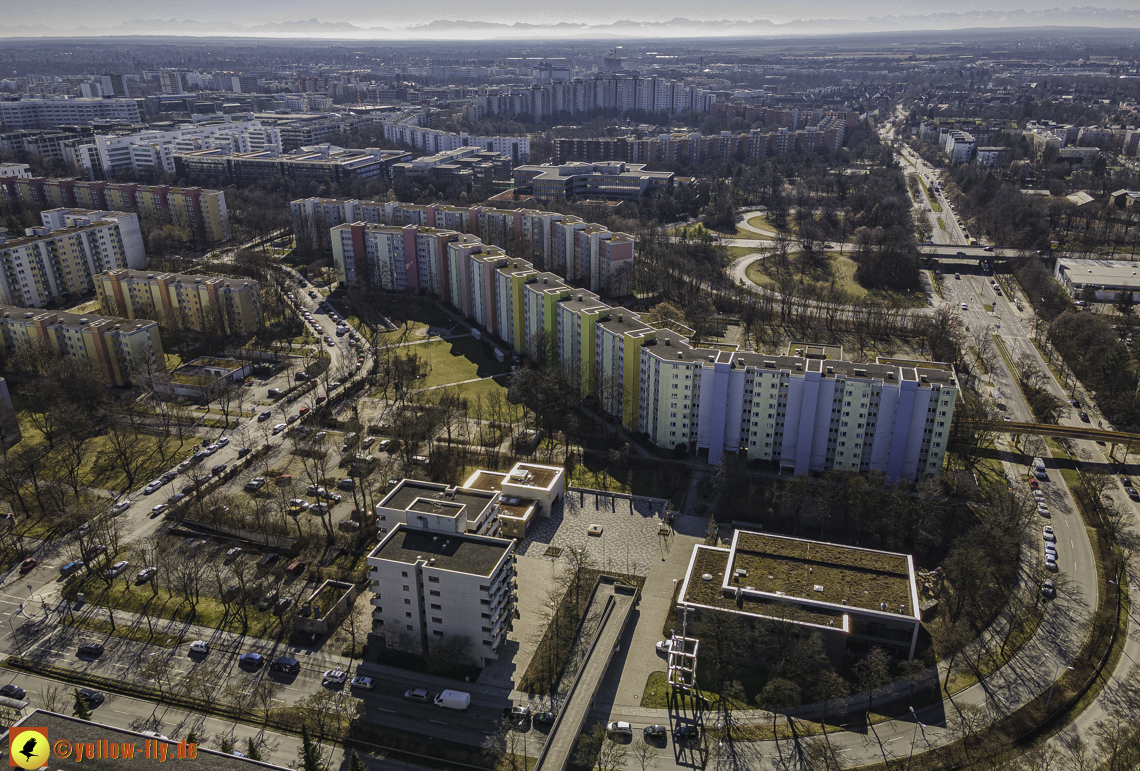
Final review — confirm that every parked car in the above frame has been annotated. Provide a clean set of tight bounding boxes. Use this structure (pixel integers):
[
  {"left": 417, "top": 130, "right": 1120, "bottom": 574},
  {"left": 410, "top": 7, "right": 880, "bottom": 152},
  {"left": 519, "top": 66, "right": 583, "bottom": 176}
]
[
  {"left": 77, "top": 642, "right": 105, "bottom": 657},
  {"left": 533, "top": 710, "right": 557, "bottom": 725},
  {"left": 643, "top": 725, "right": 668, "bottom": 740},
  {"left": 1078, "top": 411, "right": 1090, "bottom": 422},
  {"left": 321, "top": 670, "right": 347, "bottom": 685},
  {"left": 257, "top": 590, "right": 278, "bottom": 611},
  {"left": 106, "top": 560, "right": 129, "bottom": 578},
  {"left": 1043, "top": 525, "right": 1055, "bottom": 542},
  {"left": 606, "top": 721, "right": 633, "bottom": 736},
  {"left": 144, "top": 480, "right": 163, "bottom": 495},
  {"left": 151, "top": 504, "right": 167, "bottom": 515},
  {"left": 225, "top": 547, "right": 242, "bottom": 559},
  {"left": 270, "top": 656, "right": 300, "bottom": 674},
  {"left": 286, "top": 560, "right": 306, "bottom": 575},
  {"left": 237, "top": 447, "right": 252, "bottom": 458},
  {"left": 136, "top": 566, "right": 158, "bottom": 582},
  {"left": 272, "top": 423, "right": 287, "bottom": 434},
  {"left": 404, "top": 688, "right": 431, "bottom": 703},
  {"left": 244, "top": 478, "right": 267, "bottom": 492},
  {"left": 349, "top": 676, "right": 374, "bottom": 690},
  {"left": 18, "top": 558, "right": 37, "bottom": 573},
  {"left": 59, "top": 560, "right": 84, "bottom": 577},
  {"left": 189, "top": 640, "right": 209, "bottom": 655},
  {"left": 238, "top": 652, "right": 265, "bottom": 668},
  {"left": 256, "top": 553, "right": 277, "bottom": 568},
  {"left": 275, "top": 597, "right": 293, "bottom": 613},
  {"left": 168, "top": 492, "right": 187, "bottom": 504},
  {"left": 1128, "top": 488, "right": 1140, "bottom": 502},
  {"left": 212, "top": 464, "right": 228, "bottom": 476},
  {"left": 110, "top": 500, "right": 131, "bottom": 514},
  {"left": 258, "top": 411, "right": 272, "bottom": 422},
  {"left": 673, "top": 725, "right": 701, "bottom": 742},
  {"left": 77, "top": 688, "right": 105, "bottom": 706}
]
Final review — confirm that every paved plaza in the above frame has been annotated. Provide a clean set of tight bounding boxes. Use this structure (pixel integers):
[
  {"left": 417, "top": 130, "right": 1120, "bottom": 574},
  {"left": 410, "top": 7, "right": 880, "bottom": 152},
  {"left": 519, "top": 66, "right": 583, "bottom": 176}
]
[{"left": 517, "top": 488, "right": 672, "bottom": 576}]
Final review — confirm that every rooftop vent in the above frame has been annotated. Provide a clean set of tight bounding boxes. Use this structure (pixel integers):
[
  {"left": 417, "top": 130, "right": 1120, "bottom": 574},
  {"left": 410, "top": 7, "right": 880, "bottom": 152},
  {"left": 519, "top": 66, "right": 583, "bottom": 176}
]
[
  {"left": 921, "top": 375, "right": 929, "bottom": 383},
  {"left": 701, "top": 573, "right": 714, "bottom": 581},
  {"left": 826, "top": 366, "right": 834, "bottom": 374},
  {"left": 854, "top": 368, "right": 866, "bottom": 376},
  {"left": 618, "top": 314, "right": 623, "bottom": 322},
  {"left": 708, "top": 355, "right": 715, "bottom": 362},
  {"left": 900, "top": 604, "right": 906, "bottom": 614},
  {"left": 813, "top": 585, "right": 825, "bottom": 593},
  {"left": 887, "top": 372, "right": 896, "bottom": 380},
  {"left": 665, "top": 338, "right": 671, "bottom": 346},
  {"left": 429, "top": 557, "right": 435, "bottom": 566},
  {"left": 841, "top": 599, "right": 847, "bottom": 605},
  {"left": 880, "top": 602, "right": 888, "bottom": 611},
  {"left": 795, "top": 363, "right": 803, "bottom": 371},
  {"left": 678, "top": 352, "right": 684, "bottom": 359},
  {"left": 543, "top": 278, "right": 548, "bottom": 283},
  {"left": 577, "top": 295, "right": 583, "bottom": 301},
  {"left": 764, "top": 360, "right": 775, "bottom": 368}
]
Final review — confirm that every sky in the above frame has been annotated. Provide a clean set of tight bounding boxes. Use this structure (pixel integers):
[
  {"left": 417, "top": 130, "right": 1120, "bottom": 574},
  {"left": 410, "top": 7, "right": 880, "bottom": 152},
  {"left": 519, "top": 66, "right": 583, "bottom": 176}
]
[{"left": 5, "top": 1, "right": 1140, "bottom": 35}]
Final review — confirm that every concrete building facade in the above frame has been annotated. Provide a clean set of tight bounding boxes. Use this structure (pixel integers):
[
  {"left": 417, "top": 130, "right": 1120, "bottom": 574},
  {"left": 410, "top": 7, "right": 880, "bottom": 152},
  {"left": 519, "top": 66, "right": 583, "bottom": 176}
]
[{"left": 95, "top": 269, "right": 262, "bottom": 335}]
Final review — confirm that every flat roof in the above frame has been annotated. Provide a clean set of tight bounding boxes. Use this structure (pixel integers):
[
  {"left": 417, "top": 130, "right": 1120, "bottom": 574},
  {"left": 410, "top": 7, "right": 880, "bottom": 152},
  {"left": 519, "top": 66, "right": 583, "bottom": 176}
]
[
  {"left": 682, "top": 547, "right": 845, "bottom": 628},
  {"left": 1057, "top": 258, "right": 1140, "bottom": 287},
  {"left": 371, "top": 525, "right": 511, "bottom": 577},
  {"left": 4, "top": 711, "right": 289, "bottom": 771},
  {"left": 730, "top": 531, "right": 913, "bottom": 614},
  {"left": 103, "top": 269, "right": 258, "bottom": 291},
  {"left": 464, "top": 470, "right": 508, "bottom": 492},
  {"left": 0, "top": 304, "right": 154, "bottom": 334},
  {"left": 508, "top": 463, "right": 561, "bottom": 490},
  {"left": 379, "top": 480, "right": 496, "bottom": 519}
]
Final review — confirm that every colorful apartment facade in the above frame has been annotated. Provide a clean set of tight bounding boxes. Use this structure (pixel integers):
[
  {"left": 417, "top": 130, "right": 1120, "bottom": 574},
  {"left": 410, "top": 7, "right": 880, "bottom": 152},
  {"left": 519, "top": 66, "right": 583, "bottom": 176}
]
[
  {"left": 0, "top": 304, "right": 164, "bottom": 385},
  {"left": 0, "top": 177, "right": 230, "bottom": 245},
  {"left": 94, "top": 269, "right": 262, "bottom": 335},
  {"left": 0, "top": 209, "right": 145, "bottom": 308}
]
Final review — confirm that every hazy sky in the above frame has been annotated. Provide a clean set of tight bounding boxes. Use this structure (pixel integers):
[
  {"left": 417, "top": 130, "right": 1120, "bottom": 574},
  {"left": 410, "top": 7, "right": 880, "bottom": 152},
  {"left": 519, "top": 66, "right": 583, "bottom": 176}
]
[{"left": 9, "top": 0, "right": 1135, "bottom": 29}]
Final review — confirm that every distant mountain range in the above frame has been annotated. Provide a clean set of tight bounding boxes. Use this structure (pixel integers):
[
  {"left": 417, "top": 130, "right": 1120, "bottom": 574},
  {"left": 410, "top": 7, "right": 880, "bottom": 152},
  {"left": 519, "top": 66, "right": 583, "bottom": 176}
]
[{"left": 4, "top": 7, "right": 1140, "bottom": 39}]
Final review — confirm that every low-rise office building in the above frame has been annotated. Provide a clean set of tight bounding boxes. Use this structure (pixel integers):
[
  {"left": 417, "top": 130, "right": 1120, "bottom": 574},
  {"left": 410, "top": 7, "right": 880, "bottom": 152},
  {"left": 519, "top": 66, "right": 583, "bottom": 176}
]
[
  {"left": 155, "top": 356, "right": 252, "bottom": 401},
  {"left": 1054, "top": 257, "right": 1140, "bottom": 302},
  {"left": 173, "top": 146, "right": 410, "bottom": 186},
  {"left": 678, "top": 529, "right": 921, "bottom": 663},
  {"left": 0, "top": 304, "right": 164, "bottom": 385},
  {"left": 95, "top": 269, "right": 262, "bottom": 335},
  {"left": 390, "top": 146, "right": 513, "bottom": 185},
  {"left": 0, "top": 209, "right": 145, "bottom": 308},
  {"left": 366, "top": 524, "right": 517, "bottom": 665},
  {"left": 513, "top": 162, "right": 674, "bottom": 203},
  {"left": 374, "top": 479, "right": 500, "bottom": 537}
]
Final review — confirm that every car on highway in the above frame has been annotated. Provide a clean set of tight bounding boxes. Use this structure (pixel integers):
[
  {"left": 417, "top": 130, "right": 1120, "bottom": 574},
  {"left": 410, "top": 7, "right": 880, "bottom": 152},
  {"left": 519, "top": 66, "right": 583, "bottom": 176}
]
[
  {"left": 77, "top": 642, "right": 105, "bottom": 657},
  {"left": 106, "top": 560, "right": 129, "bottom": 578},
  {"left": 189, "top": 640, "right": 209, "bottom": 654},
  {"left": 1078, "top": 411, "right": 1090, "bottom": 422},
  {"left": 321, "top": 670, "right": 347, "bottom": 686},
  {"left": 18, "top": 558, "right": 37, "bottom": 573},
  {"left": 1128, "top": 488, "right": 1140, "bottom": 502},
  {"left": 239, "top": 652, "right": 265, "bottom": 668},
  {"left": 404, "top": 688, "right": 431, "bottom": 703},
  {"left": 0, "top": 684, "right": 27, "bottom": 700},
  {"left": 349, "top": 676, "right": 374, "bottom": 691},
  {"left": 136, "top": 566, "right": 158, "bottom": 582},
  {"left": 77, "top": 688, "right": 105, "bottom": 706}
]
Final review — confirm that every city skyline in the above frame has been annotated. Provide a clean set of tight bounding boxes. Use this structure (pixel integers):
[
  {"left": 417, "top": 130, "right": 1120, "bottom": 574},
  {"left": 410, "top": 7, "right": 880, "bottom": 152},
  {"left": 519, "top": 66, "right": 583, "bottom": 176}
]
[{"left": 4, "top": 4, "right": 1140, "bottom": 38}]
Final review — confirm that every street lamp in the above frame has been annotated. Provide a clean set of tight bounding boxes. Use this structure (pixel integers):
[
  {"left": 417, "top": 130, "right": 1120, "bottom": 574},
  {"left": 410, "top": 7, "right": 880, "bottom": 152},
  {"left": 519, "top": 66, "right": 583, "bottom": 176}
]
[
  {"left": 1043, "top": 654, "right": 1074, "bottom": 709},
  {"left": 906, "top": 706, "right": 926, "bottom": 771}
]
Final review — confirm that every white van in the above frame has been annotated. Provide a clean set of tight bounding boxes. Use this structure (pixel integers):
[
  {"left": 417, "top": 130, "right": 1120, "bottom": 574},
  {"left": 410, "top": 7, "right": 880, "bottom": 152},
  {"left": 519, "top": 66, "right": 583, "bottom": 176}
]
[{"left": 434, "top": 690, "right": 471, "bottom": 711}]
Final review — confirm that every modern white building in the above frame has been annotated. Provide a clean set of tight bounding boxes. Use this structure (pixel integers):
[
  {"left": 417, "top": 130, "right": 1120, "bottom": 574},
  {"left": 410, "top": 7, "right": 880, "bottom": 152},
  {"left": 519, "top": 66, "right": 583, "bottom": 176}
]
[
  {"left": 374, "top": 479, "right": 500, "bottom": 537},
  {"left": 0, "top": 98, "right": 141, "bottom": 129},
  {"left": 0, "top": 163, "right": 31, "bottom": 179},
  {"left": 943, "top": 130, "right": 976, "bottom": 164},
  {"left": 366, "top": 524, "right": 517, "bottom": 665},
  {"left": 0, "top": 209, "right": 145, "bottom": 308}
]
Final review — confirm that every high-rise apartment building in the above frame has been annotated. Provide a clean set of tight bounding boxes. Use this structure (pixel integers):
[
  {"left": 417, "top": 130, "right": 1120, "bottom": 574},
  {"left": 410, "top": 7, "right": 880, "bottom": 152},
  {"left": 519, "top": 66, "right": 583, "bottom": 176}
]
[
  {"left": 331, "top": 223, "right": 472, "bottom": 295},
  {"left": 366, "top": 524, "right": 517, "bottom": 665},
  {"left": 294, "top": 198, "right": 633, "bottom": 296},
  {"left": 0, "top": 305, "right": 164, "bottom": 385},
  {"left": 0, "top": 177, "right": 230, "bottom": 245},
  {"left": 95, "top": 269, "right": 262, "bottom": 336},
  {"left": 0, "top": 209, "right": 145, "bottom": 308}
]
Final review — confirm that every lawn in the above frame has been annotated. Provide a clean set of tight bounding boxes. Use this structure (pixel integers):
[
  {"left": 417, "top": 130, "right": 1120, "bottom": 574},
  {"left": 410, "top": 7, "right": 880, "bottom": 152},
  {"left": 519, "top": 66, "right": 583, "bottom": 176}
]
[
  {"left": 455, "top": 376, "right": 510, "bottom": 404},
  {"left": 376, "top": 301, "right": 461, "bottom": 345},
  {"left": 413, "top": 336, "right": 513, "bottom": 389},
  {"left": 745, "top": 215, "right": 782, "bottom": 235},
  {"left": 744, "top": 253, "right": 927, "bottom": 309}
]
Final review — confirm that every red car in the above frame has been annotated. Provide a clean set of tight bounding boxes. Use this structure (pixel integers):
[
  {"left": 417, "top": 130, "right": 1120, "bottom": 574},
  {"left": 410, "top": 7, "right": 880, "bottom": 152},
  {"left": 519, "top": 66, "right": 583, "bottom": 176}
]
[
  {"left": 298, "top": 407, "right": 309, "bottom": 416},
  {"left": 315, "top": 396, "right": 327, "bottom": 404},
  {"left": 1028, "top": 479, "right": 1040, "bottom": 490},
  {"left": 357, "top": 356, "right": 364, "bottom": 364},
  {"left": 18, "top": 558, "right": 37, "bottom": 573}
]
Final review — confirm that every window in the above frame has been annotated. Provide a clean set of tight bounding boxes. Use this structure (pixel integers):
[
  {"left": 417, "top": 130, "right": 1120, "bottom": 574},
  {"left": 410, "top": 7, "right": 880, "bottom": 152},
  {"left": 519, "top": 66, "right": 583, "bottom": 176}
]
[
  {"left": 405, "top": 612, "right": 412, "bottom": 618},
  {"left": 481, "top": 613, "right": 491, "bottom": 619},
  {"left": 429, "top": 589, "right": 440, "bottom": 597},
  {"left": 481, "top": 599, "right": 490, "bottom": 606},
  {"left": 431, "top": 617, "right": 442, "bottom": 624},
  {"left": 431, "top": 603, "right": 442, "bottom": 610},
  {"left": 479, "top": 585, "right": 490, "bottom": 591},
  {"left": 483, "top": 640, "right": 492, "bottom": 647},
  {"left": 407, "top": 625, "right": 413, "bottom": 631},
  {"left": 402, "top": 585, "right": 409, "bottom": 591},
  {"left": 428, "top": 576, "right": 439, "bottom": 583},
  {"left": 482, "top": 626, "right": 492, "bottom": 633},
  {"left": 401, "top": 571, "right": 408, "bottom": 578},
  {"left": 404, "top": 599, "right": 411, "bottom": 605}
]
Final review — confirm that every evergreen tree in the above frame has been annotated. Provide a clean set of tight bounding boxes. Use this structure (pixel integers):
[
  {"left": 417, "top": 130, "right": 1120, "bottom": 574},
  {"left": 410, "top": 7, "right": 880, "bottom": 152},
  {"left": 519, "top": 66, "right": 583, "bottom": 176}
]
[
  {"left": 186, "top": 731, "right": 198, "bottom": 745},
  {"left": 348, "top": 750, "right": 366, "bottom": 771},
  {"left": 72, "top": 690, "right": 92, "bottom": 720},
  {"left": 246, "top": 738, "right": 262, "bottom": 761},
  {"left": 298, "top": 726, "right": 326, "bottom": 771}
]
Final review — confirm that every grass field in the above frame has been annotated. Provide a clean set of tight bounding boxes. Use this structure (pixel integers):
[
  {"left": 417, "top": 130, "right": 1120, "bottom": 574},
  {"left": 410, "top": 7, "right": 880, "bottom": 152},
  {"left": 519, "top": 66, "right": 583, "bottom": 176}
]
[
  {"left": 745, "top": 215, "right": 782, "bottom": 235},
  {"left": 377, "top": 301, "right": 460, "bottom": 345},
  {"left": 744, "top": 253, "right": 927, "bottom": 308},
  {"left": 454, "top": 376, "right": 510, "bottom": 403},
  {"left": 412, "top": 336, "right": 513, "bottom": 389}
]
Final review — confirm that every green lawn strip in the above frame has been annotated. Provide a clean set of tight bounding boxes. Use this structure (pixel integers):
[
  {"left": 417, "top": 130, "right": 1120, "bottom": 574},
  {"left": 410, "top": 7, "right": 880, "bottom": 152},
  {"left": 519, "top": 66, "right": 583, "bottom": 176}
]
[
  {"left": 60, "top": 578, "right": 281, "bottom": 638},
  {"left": 937, "top": 218, "right": 946, "bottom": 230},
  {"left": 744, "top": 215, "right": 781, "bottom": 235},
  {"left": 743, "top": 252, "right": 924, "bottom": 308},
  {"left": 454, "top": 376, "right": 509, "bottom": 404},
  {"left": 412, "top": 337, "right": 513, "bottom": 389},
  {"left": 2, "top": 658, "right": 493, "bottom": 771},
  {"left": 63, "top": 614, "right": 189, "bottom": 648},
  {"left": 984, "top": 304, "right": 994, "bottom": 313},
  {"left": 930, "top": 271, "right": 944, "bottom": 299},
  {"left": 916, "top": 176, "right": 942, "bottom": 212}
]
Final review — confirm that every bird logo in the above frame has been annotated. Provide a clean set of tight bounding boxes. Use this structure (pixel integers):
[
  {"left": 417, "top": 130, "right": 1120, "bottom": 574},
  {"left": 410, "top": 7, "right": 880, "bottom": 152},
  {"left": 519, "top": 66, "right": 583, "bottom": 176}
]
[{"left": 7, "top": 728, "right": 49, "bottom": 769}]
